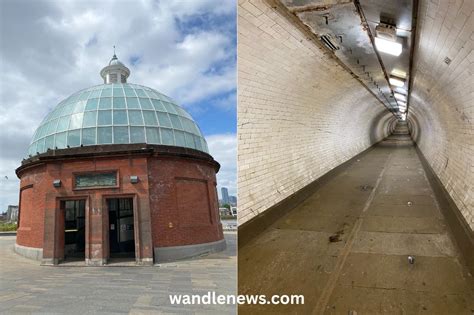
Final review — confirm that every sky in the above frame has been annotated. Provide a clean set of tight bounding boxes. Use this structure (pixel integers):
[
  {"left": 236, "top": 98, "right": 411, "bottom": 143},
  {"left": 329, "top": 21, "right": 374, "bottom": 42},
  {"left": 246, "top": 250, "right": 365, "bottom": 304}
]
[{"left": 0, "top": 0, "right": 237, "bottom": 212}]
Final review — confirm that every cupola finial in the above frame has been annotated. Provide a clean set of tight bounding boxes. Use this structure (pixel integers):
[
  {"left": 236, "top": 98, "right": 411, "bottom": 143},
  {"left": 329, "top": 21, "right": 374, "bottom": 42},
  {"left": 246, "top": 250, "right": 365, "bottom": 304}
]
[{"left": 100, "top": 48, "right": 130, "bottom": 84}]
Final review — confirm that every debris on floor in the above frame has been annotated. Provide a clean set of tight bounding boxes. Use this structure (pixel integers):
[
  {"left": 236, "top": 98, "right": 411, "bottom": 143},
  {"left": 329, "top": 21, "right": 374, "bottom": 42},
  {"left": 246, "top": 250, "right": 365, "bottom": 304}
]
[
  {"left": 360, "top": 184, "right": 373, "bottom": 191},
  {"left": 329, "top": 229, "right": 345, "bottom": 242}
]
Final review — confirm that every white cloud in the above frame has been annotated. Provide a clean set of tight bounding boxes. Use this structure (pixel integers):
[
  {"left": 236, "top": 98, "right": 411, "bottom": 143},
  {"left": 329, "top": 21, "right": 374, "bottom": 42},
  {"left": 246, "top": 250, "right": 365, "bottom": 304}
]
[
  {"left": 206, "top": 133, "right": 237, "bottom": 198},
  {"left": 0, "top": 0, "right": 236, "bottom": 211}
]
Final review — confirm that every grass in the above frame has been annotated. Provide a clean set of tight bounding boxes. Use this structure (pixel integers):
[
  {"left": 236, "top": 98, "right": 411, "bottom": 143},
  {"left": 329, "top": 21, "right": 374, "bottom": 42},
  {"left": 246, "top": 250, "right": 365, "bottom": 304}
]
[{"left": 0, "top": 222, "right": 18, "bottom": 231}]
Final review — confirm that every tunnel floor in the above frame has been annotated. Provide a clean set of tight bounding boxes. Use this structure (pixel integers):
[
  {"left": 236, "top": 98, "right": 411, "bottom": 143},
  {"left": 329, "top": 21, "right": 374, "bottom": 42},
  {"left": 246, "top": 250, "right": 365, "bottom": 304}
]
[{"left": 238, "top": 123, "right": 474, "bottom": 314}]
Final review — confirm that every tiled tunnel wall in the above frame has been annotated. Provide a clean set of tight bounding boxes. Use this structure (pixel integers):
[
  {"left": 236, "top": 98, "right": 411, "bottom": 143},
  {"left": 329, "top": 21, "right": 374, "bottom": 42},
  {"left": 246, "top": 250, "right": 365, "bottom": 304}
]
[
  {"left": 238, "top": 0, "right": 397, "bottom": 225},
  {"left": 408, "top": 0, "right": 473, "bottom": 230}
]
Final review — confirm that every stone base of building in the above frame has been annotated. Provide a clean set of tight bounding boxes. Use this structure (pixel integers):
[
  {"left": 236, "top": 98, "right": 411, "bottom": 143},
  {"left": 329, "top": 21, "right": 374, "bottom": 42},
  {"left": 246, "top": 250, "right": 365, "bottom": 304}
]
[
  {"left": 85, "top": 258, "right": 108, "bottom": 266},
  {"left": 154, "top": 239, "right": 226, "bottom": 263},
  {"left": 14, "top": 243, "right": 43, "bottom": 261},
  {"left": 136, "top": 258, "right": 154, "bottom": 266}
]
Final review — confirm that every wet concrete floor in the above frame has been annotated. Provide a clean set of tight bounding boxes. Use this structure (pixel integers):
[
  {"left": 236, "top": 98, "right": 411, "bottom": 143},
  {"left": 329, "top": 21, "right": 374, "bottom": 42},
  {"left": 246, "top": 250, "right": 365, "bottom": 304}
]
[{"left": 238, "top": 123, "right": 474, "bottom": 314}]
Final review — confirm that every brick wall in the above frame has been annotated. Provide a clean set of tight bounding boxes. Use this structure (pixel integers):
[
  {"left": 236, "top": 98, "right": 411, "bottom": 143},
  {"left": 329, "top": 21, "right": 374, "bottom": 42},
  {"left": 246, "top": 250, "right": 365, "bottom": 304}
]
[
  {"left": 148, "top": 157, "right": 223, "bottom": 247},
  {"left": 17, "top": 151, "right": 224, "bottom": 256},
  {"left": 238, "top": 0, "right": 396, "bottom": 225},
  {"left": 16, "top": 165, "right": 47, "bottom": 248},
  {"left": 17, "top": 155, "right": 153, "bottom": 261},
  {"left": 409, "top": 0, "right": 473, "bottom": 230}
]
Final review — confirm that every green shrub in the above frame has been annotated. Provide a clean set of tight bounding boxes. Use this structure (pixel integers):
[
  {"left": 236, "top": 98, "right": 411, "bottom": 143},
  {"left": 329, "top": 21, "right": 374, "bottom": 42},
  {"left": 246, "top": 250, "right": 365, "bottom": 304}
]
[{"left": 0, "top": 222, "right": 17, "bottom": 231}]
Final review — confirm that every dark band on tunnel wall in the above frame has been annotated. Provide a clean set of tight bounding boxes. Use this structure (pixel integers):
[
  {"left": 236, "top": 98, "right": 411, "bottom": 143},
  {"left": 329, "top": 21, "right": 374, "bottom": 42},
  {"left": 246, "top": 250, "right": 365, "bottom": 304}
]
[{"left": 415, "top": 145, "right": 474, "bottom": 274}]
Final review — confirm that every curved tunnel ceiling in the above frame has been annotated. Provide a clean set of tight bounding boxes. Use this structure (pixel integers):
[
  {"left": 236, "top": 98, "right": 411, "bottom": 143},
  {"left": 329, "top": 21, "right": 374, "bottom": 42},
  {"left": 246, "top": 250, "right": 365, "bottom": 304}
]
[{"left": 279, "top": 0, "right": 415, "bottom": 117}]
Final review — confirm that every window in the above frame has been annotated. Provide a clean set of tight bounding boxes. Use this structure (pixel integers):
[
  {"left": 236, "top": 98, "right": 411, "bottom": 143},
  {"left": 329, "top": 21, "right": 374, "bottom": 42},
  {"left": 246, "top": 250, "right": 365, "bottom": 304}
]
[
  {"left": 139, "top": 98, "right": 153, "bottom": 110},
  {"left": 169, "top": 114, "right": 183, "bottom": 129},
  {"left": 69, "top": 113, "right": 83, "bottom": 130},
  {"left": 130, "top": 126, "right": 145, "bottom": 142},
  {"left": 98, "top": 110, "right": 112, "bottom": 126},
  {"left": 67, "top": 130, "right": 81, "bottom": 147},
  {"left": 99, "top": 98, "right": 112, "bottom": 109},
  {"left": 143, "top": 111, "right": 158, "bottom": 126},
  {"left": 75, "top": 171, "right": 117, "bottom": 188},
  {"left": 113, "top": 88, "right": 124, "bottom": 97},
  {"left": 97, "top": 127, "right": 112, "bottom": 144},
  {"left": 85, "top": 98, "right": 99, "bottom": 110},
  {"left": 101, "top": 88, "right": 113, "bottom": 97},
  {"left": 113, "top": 110, "right": 128, "bottom": 125},
  {"left": 113, "top": 97, "right": 126, "bottom": 109},
  {"left": 151, "top": 99, "right": 165, "bottom": 111},
  {"left": 146, "top": 127, "right": 160, "bottom": 144},
  {"left": 174, "top": 130, "right": 185, "bottom": 146},
  {"left": 109, "top": 73, "right": 117, "bottom": 83},
  {"left": 126, "top": 97, "right": 140, "bottom": 109},
  {"left": 128, "top": 110, "right": 143, "bottom": 125},
  {"left": 114, "top": 126, "right": 129, "bottom": 144},
  {"left": 83, "top": 111, "right": 97, "bottom": 127},
  {"left": 82, "top": 128, "right": 96, "bottom": 145},
  {"left": 157, "top": 112, "right": 172, "bottom": 128}
]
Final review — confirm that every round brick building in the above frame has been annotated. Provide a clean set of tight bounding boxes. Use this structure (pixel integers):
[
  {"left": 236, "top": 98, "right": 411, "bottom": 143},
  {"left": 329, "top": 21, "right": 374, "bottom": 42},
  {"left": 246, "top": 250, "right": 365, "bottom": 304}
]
[{"left": 15, "top": 54, "right": 225, "bottom": 265}]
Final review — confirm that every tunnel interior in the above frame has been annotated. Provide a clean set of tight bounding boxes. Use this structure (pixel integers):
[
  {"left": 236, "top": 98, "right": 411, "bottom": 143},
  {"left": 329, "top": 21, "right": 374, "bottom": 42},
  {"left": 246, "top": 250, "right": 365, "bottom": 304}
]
[{"left": 238, "top": 0, "right": 473, "bottom": 313}]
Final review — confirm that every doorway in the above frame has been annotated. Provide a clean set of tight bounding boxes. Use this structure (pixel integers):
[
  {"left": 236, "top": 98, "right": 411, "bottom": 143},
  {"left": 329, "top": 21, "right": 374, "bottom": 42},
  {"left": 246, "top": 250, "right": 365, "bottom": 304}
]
[
  {"left": 107, "top": 198, "right": 135, "bottom": 258},
  {"left": 62, "top": 199, "right": 86, "bottom": 260}
]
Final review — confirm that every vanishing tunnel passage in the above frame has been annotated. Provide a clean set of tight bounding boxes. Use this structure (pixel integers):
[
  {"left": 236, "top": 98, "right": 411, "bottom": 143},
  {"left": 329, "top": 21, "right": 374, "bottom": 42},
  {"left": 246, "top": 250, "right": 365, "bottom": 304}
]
[
  {"left": 239, "top": 122, "right": 474, "bottom": 313},
  {"left": 238, "top": 0, "right": 473, "bottom": 313}
]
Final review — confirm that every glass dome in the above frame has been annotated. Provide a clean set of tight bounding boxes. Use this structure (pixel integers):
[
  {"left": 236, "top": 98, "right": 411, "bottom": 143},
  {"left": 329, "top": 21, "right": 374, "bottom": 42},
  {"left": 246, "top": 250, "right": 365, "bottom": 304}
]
[{"left": 28, "top": 83, "right": 209, "bottom": 157}]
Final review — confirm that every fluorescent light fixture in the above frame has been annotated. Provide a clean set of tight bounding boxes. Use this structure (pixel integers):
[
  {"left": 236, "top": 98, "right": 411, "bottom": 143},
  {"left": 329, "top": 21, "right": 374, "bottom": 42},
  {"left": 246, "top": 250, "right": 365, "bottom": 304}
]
[
  {"left": 374, "top": 37, "right": 402, "bottom": 56},
  {"left": 389, "top": 76, "right": 405, "bottom": 87},
  {"left": 394, "top": 92, "right": 406, "bottom": 101},
  {"left": 391, "top": 69, "right": 406, "bottom": 78}
]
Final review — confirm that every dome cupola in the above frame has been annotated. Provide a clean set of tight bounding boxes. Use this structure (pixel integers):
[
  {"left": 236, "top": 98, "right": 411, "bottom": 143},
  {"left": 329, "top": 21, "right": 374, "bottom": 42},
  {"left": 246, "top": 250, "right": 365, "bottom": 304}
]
[
  {"left": 100, "top": 49, "right": 130, "bottom": 84},
  {"left": 27, "top": 54, "right": 209, "bottom": 157}
]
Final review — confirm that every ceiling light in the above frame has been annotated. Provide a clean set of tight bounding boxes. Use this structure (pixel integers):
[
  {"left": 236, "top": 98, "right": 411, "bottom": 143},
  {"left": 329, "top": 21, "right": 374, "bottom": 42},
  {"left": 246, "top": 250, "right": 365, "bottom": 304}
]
[
  {"left": 374, "top": 37, "right": 402, "bottom": 56},
  {"left": 394, "top": 92, "right": 406, "bottom": 101},
  {"left": 391, "top": 69, "right": 406, "bottom": 78},
  {"left": 389, "top": 76, "right": 405, "bottom": 87}
]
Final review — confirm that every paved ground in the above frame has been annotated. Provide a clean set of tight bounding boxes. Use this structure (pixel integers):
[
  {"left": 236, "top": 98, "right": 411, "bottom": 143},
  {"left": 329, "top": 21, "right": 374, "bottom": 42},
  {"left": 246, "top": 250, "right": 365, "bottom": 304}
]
[
  {"left": 239, "top": 123, "right": 474, "bottom": 314},
  {"left": 0, "top": 232, "right": 237, "bottom": 314}
]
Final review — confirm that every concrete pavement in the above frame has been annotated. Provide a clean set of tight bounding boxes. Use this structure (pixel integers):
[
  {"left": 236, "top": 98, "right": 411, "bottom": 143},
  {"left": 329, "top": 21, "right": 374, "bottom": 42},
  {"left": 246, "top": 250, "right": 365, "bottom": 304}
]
[{"left": 0, "top": 232, "right": 237, "bottom": 314}]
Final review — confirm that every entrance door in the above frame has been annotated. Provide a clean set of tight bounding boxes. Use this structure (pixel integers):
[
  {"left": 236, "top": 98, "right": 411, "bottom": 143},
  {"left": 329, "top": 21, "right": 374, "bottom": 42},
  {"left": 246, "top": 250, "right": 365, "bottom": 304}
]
[
  {"left": 107, "top": 198, "right": 135, "bottom": 258},
  {"left": 62, "top": 200, "right": 85, "bottom": 259}
]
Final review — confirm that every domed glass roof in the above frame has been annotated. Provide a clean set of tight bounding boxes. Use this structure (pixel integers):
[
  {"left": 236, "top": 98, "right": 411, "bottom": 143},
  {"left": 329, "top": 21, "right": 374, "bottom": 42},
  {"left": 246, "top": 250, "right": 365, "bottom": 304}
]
[{"left": 28, "top": 83, "right": 209, "bottom": 157}]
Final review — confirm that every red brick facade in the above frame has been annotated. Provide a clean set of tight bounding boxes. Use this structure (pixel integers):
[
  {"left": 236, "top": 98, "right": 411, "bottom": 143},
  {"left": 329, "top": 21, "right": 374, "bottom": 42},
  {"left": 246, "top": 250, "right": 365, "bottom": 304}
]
[{"left": 15, "top": 144, "right": 223, "bottom": 265}]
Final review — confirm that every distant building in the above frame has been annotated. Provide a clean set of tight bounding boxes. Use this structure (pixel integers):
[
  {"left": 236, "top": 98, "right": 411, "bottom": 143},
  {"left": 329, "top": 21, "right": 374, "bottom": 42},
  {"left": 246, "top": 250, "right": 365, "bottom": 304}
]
[
  {"left": 219, "top": 207, "right": 231, "bottom": 216},
  {"left": 7, "top": 205, "right": 19, "bottom": 223},
  {"left": 221, "top": 187, "right": 230, "bottom": 205},
  {"left": 229, "top": 196, "right": 237, "bottom": 206}
]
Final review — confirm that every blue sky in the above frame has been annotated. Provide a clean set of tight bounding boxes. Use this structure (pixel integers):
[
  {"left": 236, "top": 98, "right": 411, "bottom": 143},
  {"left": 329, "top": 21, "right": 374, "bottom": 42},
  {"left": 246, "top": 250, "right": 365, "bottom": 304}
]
[{"left": 0, "top": 0, "right": 237, "bottom": 211}]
